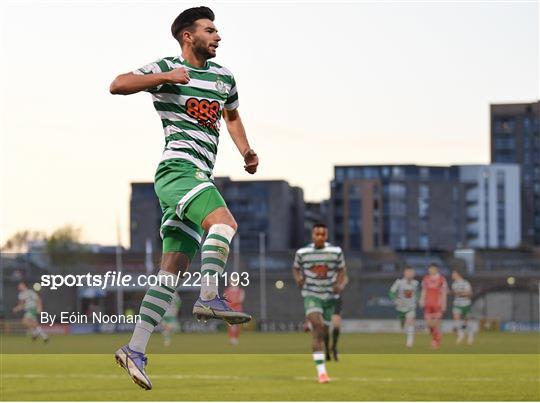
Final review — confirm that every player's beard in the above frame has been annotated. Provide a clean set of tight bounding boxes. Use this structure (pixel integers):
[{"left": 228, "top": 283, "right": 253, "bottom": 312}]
[{"left": 193, "top": 37, "right": 215, "bottom": 61}]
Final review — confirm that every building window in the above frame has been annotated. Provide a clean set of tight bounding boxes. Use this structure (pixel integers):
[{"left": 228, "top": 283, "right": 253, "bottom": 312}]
[
  {"left": 387, "top": 183, "right": 406, "bottom": 198},
  {"left": 389, "top": 200, "right": 406, "bottom": 216},
  {"left": 400, "top": 235, "right": 407, "bottom": 249},
  {"left": 419, "top": 184, "right": 429, "bottom": 219},
  {"left": 392, "top": 166, "right": 404, "bottom": 179},
  {"left": 419, "top": 234, "right": 429, "bottom": 249},
  {"left": 497, "top": 171, "right": 506, "bottom": 246}
]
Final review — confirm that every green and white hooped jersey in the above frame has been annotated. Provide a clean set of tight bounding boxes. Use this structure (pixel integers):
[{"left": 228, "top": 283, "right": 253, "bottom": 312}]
[
  {"left": 452, "top": 279, "right": 472, "bottom": 307},
  {"left": 134, "top": 56, "right": 239, "bottom": 175},
  {"left": 18, "top": 289, "right": 39, "bottom": 312},
  {"left": 389, "top": 278, "right": 419, "bottom": 312},
  {"left": 294, "top": 243, "right": 345, "bottom": 301}
]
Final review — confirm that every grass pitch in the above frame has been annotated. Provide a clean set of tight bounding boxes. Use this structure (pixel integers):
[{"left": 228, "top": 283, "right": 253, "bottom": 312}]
[{"left": 1, "top": 332, "right": 538, "bottom": 401}]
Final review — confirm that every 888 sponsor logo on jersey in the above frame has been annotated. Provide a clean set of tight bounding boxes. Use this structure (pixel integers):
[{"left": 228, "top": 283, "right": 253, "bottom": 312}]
[{"left": 186, "top": 98, "right": 220, "bottom": 130}]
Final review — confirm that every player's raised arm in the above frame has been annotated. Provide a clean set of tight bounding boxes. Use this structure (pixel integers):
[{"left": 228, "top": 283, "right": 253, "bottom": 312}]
[
  {"left": 109, "top": 67, "right": 190, "bottom": 95},
  {"left": 222, "top": 109, "right": 258, "bottom": 174}
]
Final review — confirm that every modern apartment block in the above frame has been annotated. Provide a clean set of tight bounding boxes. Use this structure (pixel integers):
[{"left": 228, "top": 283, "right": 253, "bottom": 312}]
[
  {"left": 330, "top": 164, "right": 521, "bottom": 251},
  {"left": 491, "top": 101, "right": 540, "bottom": 246},
  {"left": 213, "top": 177, "right": 305, "bottom": 251},
  {"left": 459, "top": 165, "right": 521, "bottom": 248}
]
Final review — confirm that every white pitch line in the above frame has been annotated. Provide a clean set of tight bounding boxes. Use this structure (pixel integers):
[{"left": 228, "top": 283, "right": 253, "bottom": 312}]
[{"left": 2, "top": 374, "right": 539, "bottom": 383}]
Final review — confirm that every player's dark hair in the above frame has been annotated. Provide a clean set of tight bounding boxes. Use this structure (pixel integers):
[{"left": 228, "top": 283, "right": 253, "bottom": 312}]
[
  {"left": 403, "top": 265, "right": 414, "bottom": 272},
  {"left": 171, "top": 6, "right": 215, "bottom": 44},
  {"left": 428, "top": 262, "right": 439, "bottom": 269},
  {"left": 312, "top": 223, "right": 327, "bottom": 230},
  {"left": 452, "top": 268, "right": 463, "bottom": 277}
]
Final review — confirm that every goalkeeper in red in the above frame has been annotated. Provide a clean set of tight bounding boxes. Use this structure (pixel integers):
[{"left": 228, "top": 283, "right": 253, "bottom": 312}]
[{"left": 109, "top": 6, "right": 258, "bottom": 390}]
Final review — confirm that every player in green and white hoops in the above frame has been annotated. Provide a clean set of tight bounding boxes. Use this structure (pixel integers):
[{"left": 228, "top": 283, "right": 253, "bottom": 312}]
[
  {"left": 389, "top": 266, "right": 419, "bottom": 348},
  {"left": 161, "top": 292, "right": 181, "bottom": 347},
  {"left": 293, "top": 223, "right": 347, "bottom": 384},
  {"left": 110, "top": 7, "right": 258, "bottom": 390},
  {"left": 451, "top": 269, "right": 474, "bottom": 345},
  {"left": 12, "top": 282, "right": 49, "bottom": 343}
]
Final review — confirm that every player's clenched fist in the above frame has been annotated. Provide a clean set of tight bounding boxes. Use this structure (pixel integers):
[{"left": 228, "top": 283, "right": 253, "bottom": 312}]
[
  {"left": 165, "top": 68, "right": 190, "bottom": 84},
  {"left": 243, "top": 148, "right": 258, "bottom": 174}
]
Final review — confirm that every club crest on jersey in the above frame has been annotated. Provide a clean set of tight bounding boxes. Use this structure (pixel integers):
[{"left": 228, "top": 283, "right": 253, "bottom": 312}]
[
  {"left": 215, "top": 77, "right": 228, "bottom": 95},
  {"left": 195, "top": 170, "right": 207, "bottom": 181}
]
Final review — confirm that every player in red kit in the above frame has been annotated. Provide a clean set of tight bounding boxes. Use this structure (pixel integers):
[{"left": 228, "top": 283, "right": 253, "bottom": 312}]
[
  {"left": 224, "top": 285, "right": 245, "bottom": 345},
  {"left": 419, "top": 263, "right": 447, "bottom": 349}
]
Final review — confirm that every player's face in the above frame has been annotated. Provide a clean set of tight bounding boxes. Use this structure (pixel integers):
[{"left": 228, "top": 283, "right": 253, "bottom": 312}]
[
  {"left": 451, "top": 271, "right": 460, "bottom": 281},
  {"left": 191, "top": 19, "right": 221, "bottom": 60},
  {"left": 428, "top": 266, "right": 438, "bottom": 276},
  {"left": 404, "top": 268, "right": 415, "bottom": 280},
  {"left": 312, "top": 227, "right": 328, "bottom": 248},
  {"left": 17, "top": 282, "right": 26, "bottom": 292}
]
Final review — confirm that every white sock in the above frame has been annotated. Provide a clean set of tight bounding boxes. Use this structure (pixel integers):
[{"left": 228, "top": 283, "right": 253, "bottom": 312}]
[
  {"left": 456, "top": 320, "right": 465, "bottom": 339},
  {"left": 36, "top": 327, "right": 47, "bottom": 339},
  {"left": 406, "top": 325, "right": 414, "bottom": 346},
  {"left": 313, "top": 351, "right": 326, "bottom": 376},
  {"left": 200, "top": 224, "right": 235, "bottom": 300},
  {"left": 163, "top": 328, "right": 171, "bottom": 345},
  {"left": 467, "top": 323, "right": 475, "bottom": 341},
  {"left": 129, "top": 270, "right": 176, "bottom": 353}
]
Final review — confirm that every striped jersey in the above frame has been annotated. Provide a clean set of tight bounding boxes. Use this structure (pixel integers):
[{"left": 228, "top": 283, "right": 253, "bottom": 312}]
[
  {"left": 389, "top": 278, "right": 419, "bottom": 312},
  {"left": 293, "top": 243, "right": 345, "bottom": 300},
  {"left": 452, "top": 279, "right": 472, "bottom": 307},
  {"left": 18, "top": 289, "right": 39, "bottom": 311},
  {"left": 134, "top": 56, "right": 239, "bottom": 174}
]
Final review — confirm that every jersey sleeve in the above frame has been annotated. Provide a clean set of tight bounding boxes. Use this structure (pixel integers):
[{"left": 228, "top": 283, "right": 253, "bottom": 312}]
[
  {"left": 133, "top": 58, "right": 172, "bottom": 93},
  {"left": 224, "top": 76, "right": 239, "bottom": 110}
]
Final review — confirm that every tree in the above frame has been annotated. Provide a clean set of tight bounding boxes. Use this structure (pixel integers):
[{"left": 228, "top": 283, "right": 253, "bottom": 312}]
[
  {"left": 1, "top": 230, "right": 46, "bottom": 253},
  {"left": 46, "top": 225, "right": 86, "bottom": 265}
]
